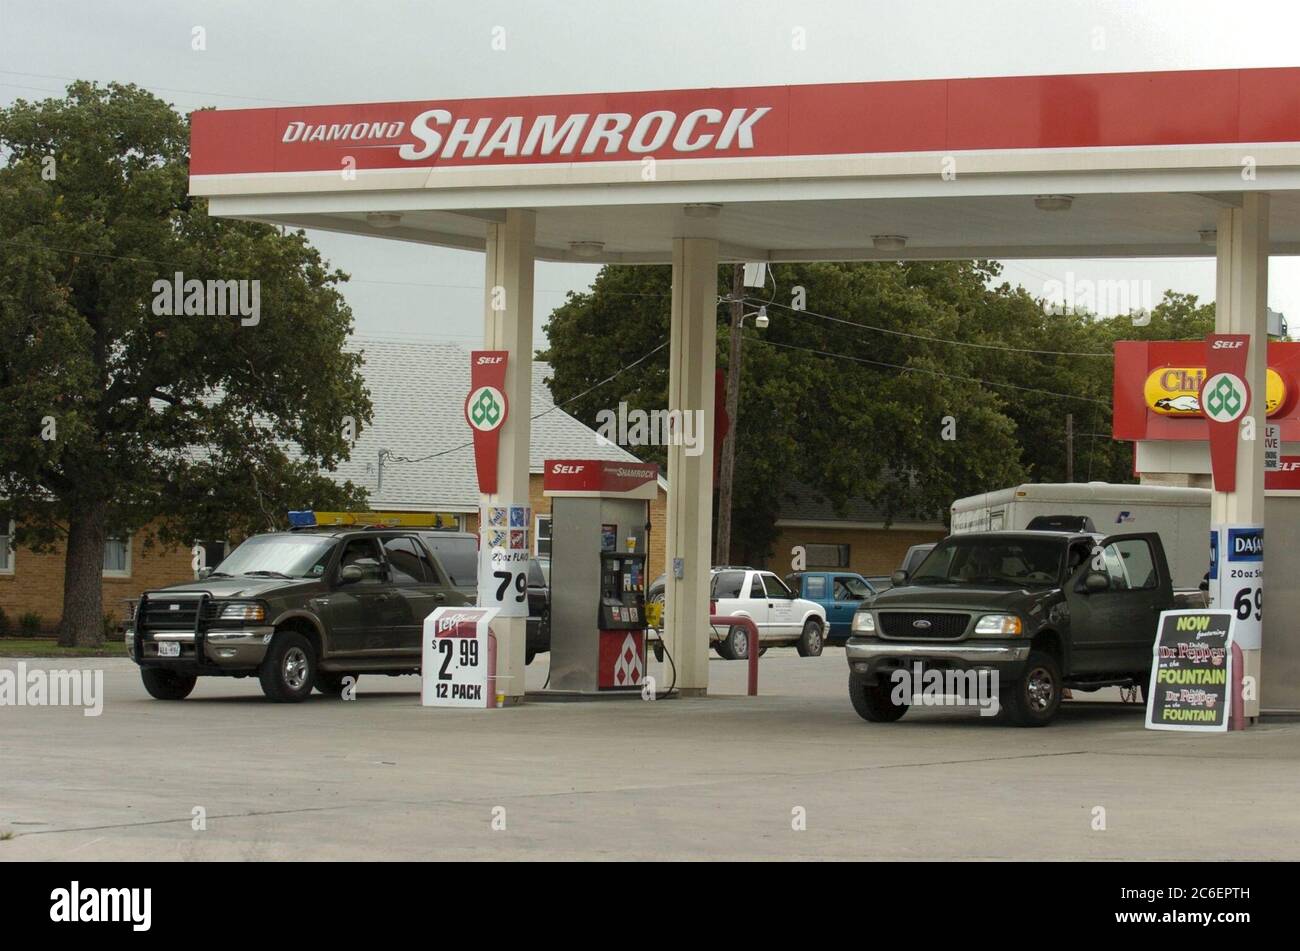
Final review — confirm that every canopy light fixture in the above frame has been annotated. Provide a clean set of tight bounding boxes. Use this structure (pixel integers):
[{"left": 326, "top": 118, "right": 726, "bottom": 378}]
[
  {"left": 1033, "top": 195, "right": 1074, "bottom": 212},
  {"left": 569, "top": 240, "right": 605, "bottom": 258},
  {"left": 366, "top": 212, "right": 403, "bottom": 228},
  {"left": 683, "top": 203, "right": 723, "bottom": 218},
  {"left": 872, "top": 234, "right": 907, "bottom": 251},
  {"left": 1199, "top": 229, "right": 1218, "bottom": 244}
]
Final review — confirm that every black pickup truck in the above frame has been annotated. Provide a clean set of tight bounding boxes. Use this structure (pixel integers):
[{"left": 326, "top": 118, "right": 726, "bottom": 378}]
[
  {"left": 844, "top": 530, "right": 1180, "bottom": 726},
  {"left": 128, "top": 527, "right": 470, "bottom": 702}
]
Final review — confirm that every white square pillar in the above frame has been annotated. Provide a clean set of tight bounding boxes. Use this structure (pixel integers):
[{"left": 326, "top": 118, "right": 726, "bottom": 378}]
[
  {"left": 1213, "top": 193, "right": 1268, "bottom": 718},
  {"left": 483, "top": 209, "right": 535, "bottom": 702},
  {"left": 664, "top": 237, "right": 718, "bottom": 695}
]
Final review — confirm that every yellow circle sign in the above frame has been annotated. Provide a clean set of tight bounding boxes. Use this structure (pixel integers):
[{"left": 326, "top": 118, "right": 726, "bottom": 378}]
[{"left": 1144, "top": 366, "right": 1285, "bottom": 417}]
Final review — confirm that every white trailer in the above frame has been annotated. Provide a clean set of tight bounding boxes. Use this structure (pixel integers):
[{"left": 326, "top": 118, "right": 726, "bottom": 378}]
[{"left": 950, "top": 482, "right": 1210, "bottom": 590}]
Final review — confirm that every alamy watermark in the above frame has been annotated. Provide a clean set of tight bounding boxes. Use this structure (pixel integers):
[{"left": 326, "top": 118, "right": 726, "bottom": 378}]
[
  {"left": 595, "top": 402, "right": 704, "bottom": 456},
  {"left": 50, "top": 881, "right": 150, "bottom": 931},
  {"left": 151, "top": 271, "right": 260, "bottom": 326},
  {"left": 0, "top": 663, "right": 104, "bottom": 717},
  {"left": 890, "top": 663, "right": 1000, "bottom": 716},
  {"left": 1042, "top": 272, "right": 1154, "bottom": 319}
]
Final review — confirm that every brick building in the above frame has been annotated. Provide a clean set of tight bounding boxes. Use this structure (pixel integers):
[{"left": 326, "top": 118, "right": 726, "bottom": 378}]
[
  {"left": 759, "top": 483, "right": 948, "bottom": 579},
  {"left": 0, "top": 522, "right": 195, "bottom": 634}
]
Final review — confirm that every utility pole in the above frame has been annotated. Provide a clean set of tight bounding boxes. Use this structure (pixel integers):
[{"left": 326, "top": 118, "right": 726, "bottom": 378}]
[
  {"left": 1065, "top": 413, "right": 1074, "bottom": 483},
  {"left": 714, "top": 263, "right": 745, "bottom": 565}
]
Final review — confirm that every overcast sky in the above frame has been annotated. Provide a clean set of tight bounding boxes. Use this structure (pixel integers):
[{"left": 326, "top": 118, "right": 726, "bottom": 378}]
[{"left": 4, "top": 0, "right": 1300, "bottom": 347}]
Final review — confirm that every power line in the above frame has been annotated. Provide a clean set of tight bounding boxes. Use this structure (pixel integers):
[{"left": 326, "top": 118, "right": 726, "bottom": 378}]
[
  {"left": 756, "top": 297, "right": 1114, "bottom": 358},
  {"left": 751, "top": 336, "right": 1111, "bottom": 407}
]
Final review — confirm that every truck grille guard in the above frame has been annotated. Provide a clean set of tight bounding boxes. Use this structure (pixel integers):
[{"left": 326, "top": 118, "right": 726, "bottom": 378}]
[{"left": 136, "top": 590, "right": 217, "bottom": 668}]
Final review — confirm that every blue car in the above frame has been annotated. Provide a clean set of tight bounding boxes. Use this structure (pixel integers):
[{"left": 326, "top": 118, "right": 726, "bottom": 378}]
[{"left": 784, "top": 571, "right": 878, "bottom": 643}]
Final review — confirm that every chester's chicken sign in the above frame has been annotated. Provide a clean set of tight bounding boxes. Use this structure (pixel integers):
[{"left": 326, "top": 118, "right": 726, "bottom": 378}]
[{"left": 1114, "top": 339, "right": 1300, "bottom": 490}]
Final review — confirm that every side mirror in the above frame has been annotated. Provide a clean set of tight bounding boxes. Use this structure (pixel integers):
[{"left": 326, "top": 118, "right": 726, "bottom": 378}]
[
  {"left": 1084, "top": 572, "right": 1109, "bottom": 593},
  {"left": 891, "top": 570, "right": 909, "bottom": 586},
  {"left": 196, "top": 567, "right": 214, "bottom": 580},
  {"left": 339, "top": 564, "right": 364, "bottom": 585}
]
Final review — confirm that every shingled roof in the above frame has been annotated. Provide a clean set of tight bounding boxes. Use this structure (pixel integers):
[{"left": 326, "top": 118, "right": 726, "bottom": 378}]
[{"left": 328, "top": 339, "right": 649, "bottom": 512}]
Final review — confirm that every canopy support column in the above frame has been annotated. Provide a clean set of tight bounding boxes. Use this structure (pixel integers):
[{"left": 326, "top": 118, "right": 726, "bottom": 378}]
[
  {"left": 664, "top": 237, "right": 718, "bottom": 696},
  {"left": 1213, "top": 193, "right": 1268, "bottom": 720},
  {"left": 483, "top": 209, "right": 535, "bottom": 703}
]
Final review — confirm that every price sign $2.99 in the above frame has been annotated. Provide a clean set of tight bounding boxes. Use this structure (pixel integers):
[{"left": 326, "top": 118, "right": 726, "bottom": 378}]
[{"left": 421, "top": 607, "right": 497, "bottom": 708}]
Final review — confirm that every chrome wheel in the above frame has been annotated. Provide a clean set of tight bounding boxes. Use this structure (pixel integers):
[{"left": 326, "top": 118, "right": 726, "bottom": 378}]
[
  {"left": 1025, "top": 666, "right": 1055, "bottom": 712},
  {"left": 283, "top": 646, "right": 309, "bottom": 690},
  {"left": 730, "top": 626, "right": 749, "bottom": 658}
]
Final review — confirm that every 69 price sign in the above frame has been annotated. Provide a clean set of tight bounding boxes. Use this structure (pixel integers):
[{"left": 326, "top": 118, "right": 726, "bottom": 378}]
[
  {"left": 1209, "top": 525, "right": 1263, "bottom": 650},
  {"left": 421, "top": 607, "right": 498, "bottom": 708}
]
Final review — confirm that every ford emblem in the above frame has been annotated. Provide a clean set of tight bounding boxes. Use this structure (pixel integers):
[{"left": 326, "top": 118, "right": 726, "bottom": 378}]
[{"left": 912, "top": 619, "right": 932, "bottom": 630}]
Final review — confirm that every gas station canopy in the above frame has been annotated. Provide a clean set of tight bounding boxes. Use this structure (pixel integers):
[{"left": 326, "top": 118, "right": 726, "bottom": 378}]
[
  {"left": 189, "top": 65, "right": 1297, "bottom": 708},
  {"left": 191, "top": 67, "right": 1300, "bottom": 262}
]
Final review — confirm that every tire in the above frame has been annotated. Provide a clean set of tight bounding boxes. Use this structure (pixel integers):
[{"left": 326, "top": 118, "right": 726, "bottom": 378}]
[
  {"left": 1000, "top": 650, "right": 1063, "bottom": 727},
  {"left": 796, "top": 618, "right": 824, "bottom": 657},
  {"left": 848, "top": 672, "right": 908, "bottom": 722},
  {"left": 723, "top": 623, "right": 752, "bottom": 659},
  {"left": 314, "top": 671, "right": 356, "bottom": 697},
  {"left": 259, "top": 631, "right": 317, "bottom": 703},
  {"left": 141, "top": 667, "right": 197, "bottom": 701}
]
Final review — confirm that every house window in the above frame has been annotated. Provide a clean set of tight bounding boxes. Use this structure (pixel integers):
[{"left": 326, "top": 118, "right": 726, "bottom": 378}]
[
  {"left": 535, "top": 515, "right": 552, "bottom": 557},
  {"left": 803, "top": 543, "right": 849, "bottom": 568},
  {"left": 0, "top": 520, "right": 13, "bottom": 575},
  {"left": 103, "top": 533, "right": 132, "bottom": 577}
]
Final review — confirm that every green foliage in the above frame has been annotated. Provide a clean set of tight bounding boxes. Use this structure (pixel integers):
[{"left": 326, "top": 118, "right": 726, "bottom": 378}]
[
  {"left": 0, "top": 606, "right": 9, "bottom": 637},
  {"left": 18, "top": 612, "right": 42, "bottom": 635},
  {"left": 541, "top": 262, "right": 1213, "bottom": 564},
  {"left": 0, "top": 81, "right": 373, "bottom": 552}
]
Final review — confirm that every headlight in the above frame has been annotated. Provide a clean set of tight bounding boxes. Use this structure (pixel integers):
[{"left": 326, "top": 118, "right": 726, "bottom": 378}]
[
  {"left": 975, "top": 614, "right": 1023, "bottom": 636},
  {"left": 851, "top": 611, "right": 876, "bottom": 634},
  {"left": 218, "top": 601, "right": 266, "bottom": 622}
]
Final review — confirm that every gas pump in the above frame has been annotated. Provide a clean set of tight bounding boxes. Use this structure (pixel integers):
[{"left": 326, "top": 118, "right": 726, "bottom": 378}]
[{"left": 543, "top": 459, "right": 660, "bottom": 693}]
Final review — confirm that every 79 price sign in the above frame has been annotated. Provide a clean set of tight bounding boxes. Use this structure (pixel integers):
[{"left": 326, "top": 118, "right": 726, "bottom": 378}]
[
  {"left": 421, "top": 607, "right": 498, "bottom": 708},
  {"left": 484, "top": 548, "right": 530, "bottom": 617}
]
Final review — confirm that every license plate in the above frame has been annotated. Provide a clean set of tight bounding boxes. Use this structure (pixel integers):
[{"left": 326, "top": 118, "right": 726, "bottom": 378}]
[{"left": 158, "top": 641, "right": 180, "bottom": 658}]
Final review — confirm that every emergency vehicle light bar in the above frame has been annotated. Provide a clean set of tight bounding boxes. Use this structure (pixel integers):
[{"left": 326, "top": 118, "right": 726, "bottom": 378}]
[{"left": 312, "top": 511, "right": 461, "bottom": 529}]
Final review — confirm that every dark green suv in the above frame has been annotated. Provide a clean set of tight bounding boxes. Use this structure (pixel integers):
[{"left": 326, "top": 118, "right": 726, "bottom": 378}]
[{"left": 128, "top": 527, "right": 471, "bottom": 702}]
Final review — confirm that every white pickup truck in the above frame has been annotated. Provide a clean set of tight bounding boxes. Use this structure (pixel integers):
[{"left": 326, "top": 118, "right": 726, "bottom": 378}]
[{"left": 710, "top": 568, "right": 827, "bottom": 659}]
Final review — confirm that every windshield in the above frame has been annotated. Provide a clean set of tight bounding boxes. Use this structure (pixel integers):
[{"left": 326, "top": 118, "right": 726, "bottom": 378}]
[
  {"left": 911, "top": 537, "right": 1064, "bottom": 588},
  {"left": 214, "top": 534, "right": 336, "bottom": 579}
]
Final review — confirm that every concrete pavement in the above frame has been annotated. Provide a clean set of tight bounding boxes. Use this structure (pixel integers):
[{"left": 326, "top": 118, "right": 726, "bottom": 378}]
[{"left": 1, "top": 650, "right": 1297, "bottom": 860}]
